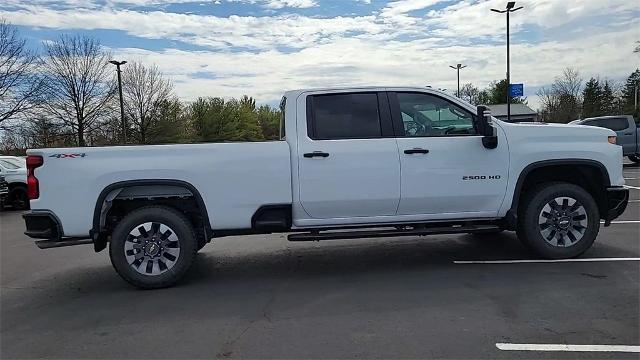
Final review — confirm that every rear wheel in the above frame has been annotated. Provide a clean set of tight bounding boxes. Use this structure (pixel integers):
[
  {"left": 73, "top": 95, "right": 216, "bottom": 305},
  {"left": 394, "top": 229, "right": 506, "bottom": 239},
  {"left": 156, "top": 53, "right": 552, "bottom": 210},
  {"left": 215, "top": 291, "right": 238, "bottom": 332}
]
[
  {"left": 629, "top": 155, "right": 640, "bottom": 164},
  {"left": 517, "top": 182, "right": 600, "bottom": 259},
  {"left": 109, "top": 206, "right": 197, "bottom": 289}
]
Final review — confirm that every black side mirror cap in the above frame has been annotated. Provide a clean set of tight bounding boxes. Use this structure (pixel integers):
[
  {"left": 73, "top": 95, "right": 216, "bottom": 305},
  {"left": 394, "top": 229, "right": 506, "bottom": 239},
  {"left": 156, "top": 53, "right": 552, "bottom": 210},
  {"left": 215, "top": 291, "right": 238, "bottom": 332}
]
[{"left": 476, "top": 105, "right": 498, "bottom": 149}]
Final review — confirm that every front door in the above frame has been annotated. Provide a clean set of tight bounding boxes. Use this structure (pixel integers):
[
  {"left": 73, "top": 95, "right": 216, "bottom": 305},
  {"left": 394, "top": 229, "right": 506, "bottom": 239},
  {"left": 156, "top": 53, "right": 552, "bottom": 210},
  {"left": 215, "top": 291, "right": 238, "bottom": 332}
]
[
  {"left": 297, "top": 91, "right": 401, "bottom": 219},
  {"left": 389, "top": 91, "right": 509, "bottom": 218}
]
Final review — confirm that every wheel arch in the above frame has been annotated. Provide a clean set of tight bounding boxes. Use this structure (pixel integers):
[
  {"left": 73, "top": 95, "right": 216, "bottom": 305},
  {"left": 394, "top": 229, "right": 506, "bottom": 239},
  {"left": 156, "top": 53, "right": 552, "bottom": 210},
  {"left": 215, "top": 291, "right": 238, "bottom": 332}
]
[
  {"left": 91, "top": 180, "right": 213, "bottom": 252},
  {"left": 506, "top": 159, "right": 611, "bottom": 228}
]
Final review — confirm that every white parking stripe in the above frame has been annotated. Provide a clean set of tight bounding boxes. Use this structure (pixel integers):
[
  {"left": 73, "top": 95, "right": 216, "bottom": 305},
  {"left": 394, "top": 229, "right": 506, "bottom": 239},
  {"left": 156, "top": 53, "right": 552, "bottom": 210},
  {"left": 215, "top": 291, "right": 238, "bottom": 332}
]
[
  {"left": 454, "top": 258, "right": 640, "bottom": 264},
  {"left": 624, "top": 185, "right": 640, "bottom": 190},
  {"left": 629, "top": 200, "right": 640, "bottom": 203},
  {"left": 496, "top": 343, "right": 640, "bottom": 353},
  {"left": 600, "top": 220, "right": 640, "bottom": 224}
]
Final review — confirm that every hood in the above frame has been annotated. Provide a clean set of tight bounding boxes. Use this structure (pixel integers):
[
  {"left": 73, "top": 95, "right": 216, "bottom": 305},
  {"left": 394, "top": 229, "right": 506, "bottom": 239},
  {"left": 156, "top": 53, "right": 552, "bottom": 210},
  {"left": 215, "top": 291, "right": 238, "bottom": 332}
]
[{"left": 496, "top": 120, "right": 616, "bottom": 140}]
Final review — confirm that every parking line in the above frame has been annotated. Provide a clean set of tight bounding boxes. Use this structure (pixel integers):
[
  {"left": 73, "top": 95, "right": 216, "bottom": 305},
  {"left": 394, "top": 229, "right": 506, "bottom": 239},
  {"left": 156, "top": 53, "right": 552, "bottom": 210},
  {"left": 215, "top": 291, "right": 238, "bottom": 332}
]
[
  {"left": 600, "top": 220, "right": 640, "bottom": 224},
  {"left": 496, "top": 343, "right": 640, "bottom": 353},
  {"left": 624, "top": 185, "right": 640, "bottom": 190},
  {"left": 454, "top": 258, "right": 640, "bottom": 264}
]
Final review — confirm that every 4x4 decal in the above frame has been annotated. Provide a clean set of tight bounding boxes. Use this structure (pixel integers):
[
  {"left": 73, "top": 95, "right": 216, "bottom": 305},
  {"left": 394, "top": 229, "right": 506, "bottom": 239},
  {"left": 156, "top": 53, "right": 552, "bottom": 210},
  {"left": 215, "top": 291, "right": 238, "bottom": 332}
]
[{"left": 49, "top": 153, "right": 86, "bottom": 159}]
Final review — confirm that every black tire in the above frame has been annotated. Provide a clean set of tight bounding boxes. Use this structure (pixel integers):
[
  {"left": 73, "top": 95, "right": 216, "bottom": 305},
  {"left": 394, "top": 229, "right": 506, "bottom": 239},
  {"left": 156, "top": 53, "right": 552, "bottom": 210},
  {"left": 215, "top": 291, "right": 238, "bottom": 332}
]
[
  {"left": 517, "top": 182, "right": 600, "bottom": 259},
  {"left": 9, "top": 186, "right": 29, "bottom": 210},
  {"left": 629, "top": 155, "right": 640, "bottom": 164},
  {"left": 109, "top": 206, "right": 198, "bottom": 289}
]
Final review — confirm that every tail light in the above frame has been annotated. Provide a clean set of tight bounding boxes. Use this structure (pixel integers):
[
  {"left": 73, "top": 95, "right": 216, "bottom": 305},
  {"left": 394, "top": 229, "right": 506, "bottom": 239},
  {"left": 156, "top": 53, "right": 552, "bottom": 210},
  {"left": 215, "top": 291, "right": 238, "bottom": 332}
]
[
  {"left": 608, "top": 136, "right": 617, "bottom": 145},
  {"left": 26, "top": 155, "right": 43, "bottom": 200}
]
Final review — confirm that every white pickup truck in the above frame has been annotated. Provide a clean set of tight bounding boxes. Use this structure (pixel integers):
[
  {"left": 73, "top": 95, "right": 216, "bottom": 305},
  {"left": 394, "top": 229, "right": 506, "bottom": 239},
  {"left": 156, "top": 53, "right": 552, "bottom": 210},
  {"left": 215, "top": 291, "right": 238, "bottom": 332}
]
[{"left": 23, "top": 87, "right": 629, "bottom": 289}]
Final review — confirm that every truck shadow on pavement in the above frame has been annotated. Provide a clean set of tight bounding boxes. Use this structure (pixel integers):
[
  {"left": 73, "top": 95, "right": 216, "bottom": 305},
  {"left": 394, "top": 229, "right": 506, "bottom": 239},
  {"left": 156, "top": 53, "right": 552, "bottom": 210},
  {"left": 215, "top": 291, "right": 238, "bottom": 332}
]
[{"left": 186, "top": 233, "right": 529, "bottom": 284}]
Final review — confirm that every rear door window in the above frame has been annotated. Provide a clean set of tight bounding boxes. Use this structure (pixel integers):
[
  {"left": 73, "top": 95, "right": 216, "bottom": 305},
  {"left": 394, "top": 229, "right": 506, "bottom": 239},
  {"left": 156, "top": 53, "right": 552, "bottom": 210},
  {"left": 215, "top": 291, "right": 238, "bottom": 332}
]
[
  {"left": 583, "top": 118, "right": 629, "bottom": 131},
  {"left": 308, "top": 93, "right": 382, "bottom": 140},
  {"left": 601, "top": 118, "right": 629, "bottom": 131}
]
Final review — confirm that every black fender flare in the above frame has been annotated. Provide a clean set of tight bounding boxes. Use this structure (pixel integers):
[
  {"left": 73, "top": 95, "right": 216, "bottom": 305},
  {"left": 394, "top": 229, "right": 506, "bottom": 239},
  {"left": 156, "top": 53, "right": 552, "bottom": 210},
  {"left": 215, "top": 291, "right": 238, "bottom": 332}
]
[
  {"left": 505, "top": 159, "right": 611, "bottom": 228},
  {"left": 91, "top": 179, "right": 213, "bottom": 250}
]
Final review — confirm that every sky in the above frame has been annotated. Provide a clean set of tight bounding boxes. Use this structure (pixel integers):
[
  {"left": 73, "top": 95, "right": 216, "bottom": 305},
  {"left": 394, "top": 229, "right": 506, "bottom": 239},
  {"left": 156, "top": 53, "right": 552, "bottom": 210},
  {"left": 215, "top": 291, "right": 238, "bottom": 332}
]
[{"left": 1, "top": 0, "right": 639, "bottom": 109}]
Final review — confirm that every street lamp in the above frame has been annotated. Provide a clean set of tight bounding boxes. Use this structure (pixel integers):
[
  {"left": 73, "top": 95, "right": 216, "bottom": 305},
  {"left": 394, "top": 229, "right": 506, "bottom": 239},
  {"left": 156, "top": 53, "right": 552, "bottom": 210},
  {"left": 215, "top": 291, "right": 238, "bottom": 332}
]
[
  {"left": 109, "top": 60, "right": 127, "bottom": 143},
  {"left": 449, "top": 63, "right": 467, "bottom": 98},
  {"left": 491, "top": 1, "right": 523, "bottom": 122}
]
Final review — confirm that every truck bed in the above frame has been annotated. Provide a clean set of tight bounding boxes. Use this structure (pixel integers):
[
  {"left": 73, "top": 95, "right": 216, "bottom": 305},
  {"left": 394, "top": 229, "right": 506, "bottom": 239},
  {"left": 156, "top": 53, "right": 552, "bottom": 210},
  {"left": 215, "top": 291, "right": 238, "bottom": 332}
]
[{"left": 28, "top": 142, "right": 292, "bottom": 237}]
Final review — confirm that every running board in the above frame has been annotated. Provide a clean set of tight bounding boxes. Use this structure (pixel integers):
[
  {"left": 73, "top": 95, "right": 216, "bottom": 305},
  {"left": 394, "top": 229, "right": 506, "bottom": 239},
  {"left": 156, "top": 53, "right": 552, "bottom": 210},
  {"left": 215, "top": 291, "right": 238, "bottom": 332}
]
[
  {"left": 288, "top": 224, "right": 501, "bottom": 242},
  {"left": 35, "top": 238, "right": 93, "bottom": 249}
]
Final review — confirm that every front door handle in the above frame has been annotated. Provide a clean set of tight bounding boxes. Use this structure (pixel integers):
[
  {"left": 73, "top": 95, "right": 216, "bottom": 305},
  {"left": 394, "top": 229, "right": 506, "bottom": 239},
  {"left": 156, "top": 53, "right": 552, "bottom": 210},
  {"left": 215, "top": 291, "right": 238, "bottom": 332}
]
[
  {"left": 404, "top": 148, "right": 429, "bottom": 155},
  {"left": 304, "top": 151, "right": 330, "bottom": 158},
  {"left": 624, "top": 132, "right": 632, "bottom": 135}
]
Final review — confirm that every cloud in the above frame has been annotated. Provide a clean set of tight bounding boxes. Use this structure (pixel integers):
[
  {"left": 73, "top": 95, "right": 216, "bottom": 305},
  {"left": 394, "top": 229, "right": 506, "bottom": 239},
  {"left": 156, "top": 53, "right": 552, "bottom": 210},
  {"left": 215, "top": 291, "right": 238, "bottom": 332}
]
[
  {"left": 109, "top": 23, "right": 638, "bottom": 108},
  {"left": 1, "top": 0, "right": 638, "bottom": 110},
  {"left": 227, "top": 0, "right": 318, "bottom": 9}
]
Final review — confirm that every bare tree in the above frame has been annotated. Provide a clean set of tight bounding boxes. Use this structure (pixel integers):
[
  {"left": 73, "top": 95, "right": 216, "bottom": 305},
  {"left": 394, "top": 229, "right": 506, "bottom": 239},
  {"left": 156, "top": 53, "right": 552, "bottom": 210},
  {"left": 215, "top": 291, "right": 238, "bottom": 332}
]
[
  {"left": 537, "top": 68, "right": 583, "bottom": 123},
  {"left": 122, "top": 62, "right": 173, "bottom": 144},
  {"left": 0, "top": 20, "right": 44, "bottom": 129},
  {"left": 41, "top": 35, "right": 115, "bottom": 146}
]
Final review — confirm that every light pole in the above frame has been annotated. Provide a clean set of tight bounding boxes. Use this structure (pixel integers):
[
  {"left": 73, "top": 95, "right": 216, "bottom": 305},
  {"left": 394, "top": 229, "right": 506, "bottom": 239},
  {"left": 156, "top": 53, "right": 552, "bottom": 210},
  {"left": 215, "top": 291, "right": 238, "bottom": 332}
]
[
  {"left": 491, "top": 1, "right": 522, "bottom": 122},
  {"left": 449, "top": 63, "right": 467, "bottom": 98},
  {"left": 109, "top": 60, "right": 127, "bottom": 143}
]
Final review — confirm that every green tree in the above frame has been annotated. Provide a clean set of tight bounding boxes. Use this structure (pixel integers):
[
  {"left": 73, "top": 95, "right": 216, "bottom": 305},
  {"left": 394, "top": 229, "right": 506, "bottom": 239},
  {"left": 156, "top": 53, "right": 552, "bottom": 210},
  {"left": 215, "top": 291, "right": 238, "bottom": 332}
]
[
  {"left": 146, "top": 98, "right": 187, "bottom": 144},
  {"left": 600, "top": 81, "right": 617, "bottom": 115},
  {"left": 581, "top": 77, "right": 602, "bottom": 118},
  {"left": 256, "top": 105, "right": 281, "bottom": 140},
  {"left": 188, "top": 96, "right": 264, "bottom": 142},
  {"left": 621, "top": 69, "right": 640, "bottom": 118},
  {"left": 485, "top": 79, "right": 526, "bottom": 105}
]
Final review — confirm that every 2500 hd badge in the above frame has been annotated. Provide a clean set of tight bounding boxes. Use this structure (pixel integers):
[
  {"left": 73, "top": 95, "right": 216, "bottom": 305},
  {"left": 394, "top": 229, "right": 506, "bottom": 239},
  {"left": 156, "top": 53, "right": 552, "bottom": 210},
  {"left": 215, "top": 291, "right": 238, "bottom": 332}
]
[{"left": 462, "top": 175, "right": 502, "bottom": 180}]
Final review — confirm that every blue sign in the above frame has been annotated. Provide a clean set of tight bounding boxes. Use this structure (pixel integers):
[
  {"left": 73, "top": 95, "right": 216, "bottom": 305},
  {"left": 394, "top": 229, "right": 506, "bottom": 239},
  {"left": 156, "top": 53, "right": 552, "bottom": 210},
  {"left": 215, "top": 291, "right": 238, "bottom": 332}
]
[{"left": 509, "top": 83, "right": 524, "bottom": 97}]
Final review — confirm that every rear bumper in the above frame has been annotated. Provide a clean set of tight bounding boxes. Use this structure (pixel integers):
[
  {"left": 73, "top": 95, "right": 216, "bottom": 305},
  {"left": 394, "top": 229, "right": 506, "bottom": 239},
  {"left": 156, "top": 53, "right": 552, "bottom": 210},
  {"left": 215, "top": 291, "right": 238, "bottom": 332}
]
[
  {"left": 23, "top": 211, "right": 92, "bottom": 249},
  {"left": 603, "top": 187, "right": 629, "bottom": 226}
]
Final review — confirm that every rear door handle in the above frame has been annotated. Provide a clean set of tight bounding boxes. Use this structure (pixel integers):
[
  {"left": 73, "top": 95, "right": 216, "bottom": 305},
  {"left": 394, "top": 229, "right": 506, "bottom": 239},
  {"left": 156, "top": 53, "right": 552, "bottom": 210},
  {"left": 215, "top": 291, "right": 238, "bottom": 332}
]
[
  {"left": 624, "top": 132, "right": 632, "bottom": 135},
  {"left": 404, "top": 148, "right": 429, "bottom": 155},
  {"left": 304, "top": 151, "right": 330, "bottom": 158}
]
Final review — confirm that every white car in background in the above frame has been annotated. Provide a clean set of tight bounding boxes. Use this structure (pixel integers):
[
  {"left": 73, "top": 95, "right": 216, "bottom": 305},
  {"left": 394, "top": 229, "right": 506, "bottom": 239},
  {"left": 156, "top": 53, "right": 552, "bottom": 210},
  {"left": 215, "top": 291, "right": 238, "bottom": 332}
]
[{"left": 0, "top": 156, "right": 28, "bottom": 210}]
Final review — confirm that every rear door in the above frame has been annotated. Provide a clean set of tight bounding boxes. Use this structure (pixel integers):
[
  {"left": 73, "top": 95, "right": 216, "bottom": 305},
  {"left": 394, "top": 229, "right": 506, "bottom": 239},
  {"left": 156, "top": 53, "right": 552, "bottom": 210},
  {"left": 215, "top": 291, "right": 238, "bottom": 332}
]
[
  {"left": 296, "top": 91, "right": 401, "bottom": 219},
  {"left": 390, "top": 91, "right": 509, "bottom": 217}
]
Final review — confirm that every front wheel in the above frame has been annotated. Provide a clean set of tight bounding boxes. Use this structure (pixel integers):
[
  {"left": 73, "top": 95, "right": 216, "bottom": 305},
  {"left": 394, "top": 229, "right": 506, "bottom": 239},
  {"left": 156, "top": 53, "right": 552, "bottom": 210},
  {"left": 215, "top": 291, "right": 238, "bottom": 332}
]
[
  {"left": 109, "top": 206, "right": 197, "bottom": 289},
  {"left": 629, "top": 155, "right": 640, "bottom": 164},
  {"left": 517, "top": 183, "right": 600, "bottom": 259}
]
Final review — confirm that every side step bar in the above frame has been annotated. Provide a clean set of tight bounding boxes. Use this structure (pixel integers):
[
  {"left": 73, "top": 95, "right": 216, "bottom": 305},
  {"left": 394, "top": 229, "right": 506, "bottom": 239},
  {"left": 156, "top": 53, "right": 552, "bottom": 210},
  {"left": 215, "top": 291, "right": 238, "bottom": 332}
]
[
  {"left": 288, "top": 224, "right": 501, "bottom": 242},
  {"left": 35, "top": 238, "right": 93, "bottom": 249}
]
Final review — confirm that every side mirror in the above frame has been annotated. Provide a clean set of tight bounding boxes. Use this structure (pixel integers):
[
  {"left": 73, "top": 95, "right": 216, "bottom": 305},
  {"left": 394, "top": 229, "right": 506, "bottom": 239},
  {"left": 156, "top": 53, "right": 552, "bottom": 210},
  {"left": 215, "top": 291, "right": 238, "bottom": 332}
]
[{"left": 476, "top": 105, "right": 498, "bottom": 149}]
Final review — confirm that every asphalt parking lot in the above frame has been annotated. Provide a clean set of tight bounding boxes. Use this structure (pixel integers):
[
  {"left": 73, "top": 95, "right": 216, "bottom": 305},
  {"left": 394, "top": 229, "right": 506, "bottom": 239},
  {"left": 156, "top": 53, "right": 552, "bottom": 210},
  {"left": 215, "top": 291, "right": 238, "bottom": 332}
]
[{"left": 1, "top": 164, "right": 639, "bottom": 359}]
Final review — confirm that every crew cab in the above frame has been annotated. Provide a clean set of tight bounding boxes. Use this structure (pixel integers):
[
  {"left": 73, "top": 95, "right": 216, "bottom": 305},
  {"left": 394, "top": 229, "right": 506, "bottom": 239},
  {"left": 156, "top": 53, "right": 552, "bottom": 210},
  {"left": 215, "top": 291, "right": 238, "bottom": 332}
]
[
  {"left": 23, "top": 87, "right": 629, "bottom": 289},
  {"left": 570, "top": 115, "right": 639, "bottom": 163}
]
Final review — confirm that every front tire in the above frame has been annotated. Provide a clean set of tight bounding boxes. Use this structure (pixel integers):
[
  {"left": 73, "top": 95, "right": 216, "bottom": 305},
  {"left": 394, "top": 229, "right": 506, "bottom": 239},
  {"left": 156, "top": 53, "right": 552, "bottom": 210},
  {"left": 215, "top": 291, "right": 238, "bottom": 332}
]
[
  {"left": 517, "top": 182, "right": 600, "bottom": 259},
  {"left": 109, "top": 206, "right": 197, "bottom": 289}
]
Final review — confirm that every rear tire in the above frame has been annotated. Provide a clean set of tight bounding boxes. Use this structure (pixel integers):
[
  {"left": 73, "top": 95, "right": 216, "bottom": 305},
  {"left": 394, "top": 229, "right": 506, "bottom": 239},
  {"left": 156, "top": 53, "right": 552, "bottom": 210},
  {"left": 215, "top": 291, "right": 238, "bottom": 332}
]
[
  {"left": 109, "top": 206, "right": 197, "bottom": 289},
  {"left": 629, "top": 155, "right": 640, "bottom": 164},
  {"left": 517, "top": 182, "right": 600, "bottom": 259}
]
